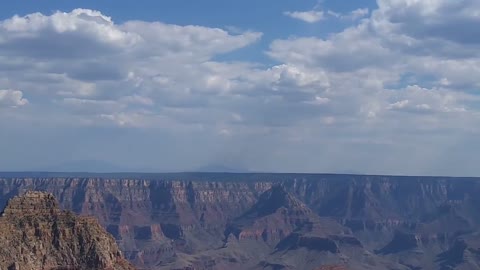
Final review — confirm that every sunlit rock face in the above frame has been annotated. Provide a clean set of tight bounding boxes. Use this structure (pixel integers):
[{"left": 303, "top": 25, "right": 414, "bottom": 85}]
[{"left": 0, "top": 191, "right": 135, "bottom": 270}]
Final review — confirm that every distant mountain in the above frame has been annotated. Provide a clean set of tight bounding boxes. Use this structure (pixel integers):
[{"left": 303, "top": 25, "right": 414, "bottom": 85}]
[
  {"left": 38, "top": 160, "right": 131, "bottom": 173},
  {"left": 195, "top": 164, "right": 250, "bottom": 173},
  {"left": 36, "top": 161, "right": 249, "bottom": 174}
]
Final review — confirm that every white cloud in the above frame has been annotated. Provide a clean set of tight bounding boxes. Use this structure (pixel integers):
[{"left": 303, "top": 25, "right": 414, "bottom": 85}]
[
  {"left": 372, "top": 0, "right": 480, "bottom": 58},
  {"left": 287, "top": 6, "right": 368, "bottom": 23},
  {"left": 328, "top": 8, "right": 369, "bottom": 20},
  {"left": 0, "top": 9, "right": 263, "bottom": 127},
  {"left": 2, "top": 4, "right": 480, "bottom": 175},
  {"left": 268, "top": 25, "right": 394, "bottom": 72},
  {"left": 305, "top": 96, "right": 330, "bottom": 105},
  {"left": 0, "top": 9, "right": 137, "bottom": 59},
  {"left": 98, "top": 113, "right": 147, "bottom": 127},
  {"left": 386, "top": 85, "right": 470, "bottom": 114},
  {"left": 348, "top": 8, "right": 370, "bottom": 20},
  {"left": 0, "top": 9, "right": 262, "bottom": 88},
  {"left": 0, "top": 89, "right": 28, "bottom": 107},
  {"left": 283, "top": 10, "right": 325, "bottom": 23},
  {"left": 387, "top": 99, "right": 409, "bottom": 110},
  {"left": 270, "top": 0, "right": 480, "bottom": 122}
]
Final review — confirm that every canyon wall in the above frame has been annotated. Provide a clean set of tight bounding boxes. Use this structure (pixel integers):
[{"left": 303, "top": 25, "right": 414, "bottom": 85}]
[{"left": 0, "top": 173, "right": 479, "bottom": 269}]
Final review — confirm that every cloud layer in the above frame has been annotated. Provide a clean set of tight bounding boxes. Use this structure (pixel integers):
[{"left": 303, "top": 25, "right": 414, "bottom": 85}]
[{"left": 1, "top": 2, "right": 480, "bottom": 175}]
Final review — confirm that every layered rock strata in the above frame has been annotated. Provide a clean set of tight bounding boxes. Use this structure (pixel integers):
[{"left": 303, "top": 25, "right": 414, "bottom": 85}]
[{"left": 0, "top": 191, "right": 135, "bottom": 270}]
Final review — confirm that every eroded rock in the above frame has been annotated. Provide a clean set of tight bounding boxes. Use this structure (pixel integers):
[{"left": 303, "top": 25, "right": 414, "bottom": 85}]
[{"left": 0, "top": 191, "right": 135, "bottom": 270}]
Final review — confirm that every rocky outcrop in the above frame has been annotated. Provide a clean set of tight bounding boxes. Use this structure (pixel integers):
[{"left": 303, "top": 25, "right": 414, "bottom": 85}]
[
  {"left": 0, "top": 191, "right": 135, "bottom": 270},
  {"left": 377, "top": 230, "right": 421, "bottom": 254}
]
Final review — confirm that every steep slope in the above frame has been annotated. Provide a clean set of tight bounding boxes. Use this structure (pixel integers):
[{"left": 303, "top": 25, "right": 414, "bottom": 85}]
[
  {"left": 0, "top": 191, "right": 135, "bottom": 270},
  {"left": 224, "top": 184, "right": 342, "bottom": 245}
]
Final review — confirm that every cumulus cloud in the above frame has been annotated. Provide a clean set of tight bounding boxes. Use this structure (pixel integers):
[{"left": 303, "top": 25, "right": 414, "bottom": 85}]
[
  {"left": 286, "top": 7, "right": 369, "bottom": 23},
  {"left": 386, "top": 85, "right": 469, "bottom": 114},
  {"left": 327, "top": 8, "right": 369, "bottom": 20},
  {"left": 0, "top": 9, "right": 136, "bottom": 59},
  {"left": 270, "top": 0, "right": 480, "bottom": 111},
  {"left": 349, "top": 8, "right": 370, "bottom": 20},
  {"left": 0, "top": 9, "right": 262, "bottom": 86},
  {"left": 0, "top": 89, "right": 28, "bottom": 107},
  {"left": 283, "top": 10, "right": 325, "bottom": 23},
  {"left": 268, "top": 26, "right": 394, "bottom": 72},
  {"left": 0, "top": 9, "right": 263, "bottom": 126},
  {"left": 375, "top": 0, "right": 480, "bottom": 45}
]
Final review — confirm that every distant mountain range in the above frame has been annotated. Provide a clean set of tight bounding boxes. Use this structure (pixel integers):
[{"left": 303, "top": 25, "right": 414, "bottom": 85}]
[
  {"left": 37, "top": 160, "right": 133, "bottom": 173},
  {"left": 194, "top": 164, "right": 250, "bottom": 173},
  {"left": 33, "top": 160, "right": 249, "bottom": 174}
]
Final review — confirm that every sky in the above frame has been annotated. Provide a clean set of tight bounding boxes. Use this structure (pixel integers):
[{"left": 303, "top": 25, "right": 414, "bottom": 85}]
[{"left": 1, "top": 0, "right": 480, "bottom": 176}]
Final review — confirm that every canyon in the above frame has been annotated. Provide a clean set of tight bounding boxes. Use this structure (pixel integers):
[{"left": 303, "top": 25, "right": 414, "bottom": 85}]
[{"left": 0, "top": 172, "right": 479, "bottom": 269}]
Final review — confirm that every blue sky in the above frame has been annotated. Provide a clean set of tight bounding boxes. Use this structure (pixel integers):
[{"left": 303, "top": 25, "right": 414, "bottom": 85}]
[{"left": 1, "top": 0, "right": 480, "bottom": 175}]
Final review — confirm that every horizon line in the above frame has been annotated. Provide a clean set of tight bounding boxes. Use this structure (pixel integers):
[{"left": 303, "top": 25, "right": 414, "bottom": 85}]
[{"left": 0, "top": 171, "right": 479, "bottom": 179}]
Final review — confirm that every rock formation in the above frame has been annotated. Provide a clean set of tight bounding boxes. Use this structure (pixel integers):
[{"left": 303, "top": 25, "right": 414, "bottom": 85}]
[
  {"left": 0, "top": 191, "right": 135, "bottom": 270},
  {"left": 1, "top": 173, "right": 480, "bottom": 269}
]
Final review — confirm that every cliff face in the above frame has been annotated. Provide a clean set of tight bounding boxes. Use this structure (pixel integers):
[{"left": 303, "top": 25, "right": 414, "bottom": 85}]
[
  {"left": 0, "top": 173, "right": 480, "bottom": 269},
  {"left": 0, "top": 191, "right": 135, "bottom": 270},
  {"left": 225, "top": 185, "right": 345, "bottom": 246}
]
